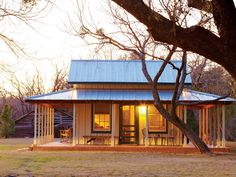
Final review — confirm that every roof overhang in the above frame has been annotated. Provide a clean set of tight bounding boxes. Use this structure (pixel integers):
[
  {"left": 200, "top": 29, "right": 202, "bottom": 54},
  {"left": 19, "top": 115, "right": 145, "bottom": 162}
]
[{"left": 25, "top": 89, "right": 236, "bottom": 105}]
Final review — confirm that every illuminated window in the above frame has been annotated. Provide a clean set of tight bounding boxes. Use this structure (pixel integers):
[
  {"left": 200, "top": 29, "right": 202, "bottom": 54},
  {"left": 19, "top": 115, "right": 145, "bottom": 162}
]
[
  {"left": 148, "top": 105, "right": 167, "bottom": 133},
  {"left": 92, "top": 103, "right": 111, "bottom": 132}
]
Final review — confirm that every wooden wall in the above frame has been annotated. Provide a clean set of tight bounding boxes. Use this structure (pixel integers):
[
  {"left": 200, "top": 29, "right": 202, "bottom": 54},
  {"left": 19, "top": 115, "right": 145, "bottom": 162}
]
[{"left": 75, "top": 104, "right": 119, "bottom": 145}]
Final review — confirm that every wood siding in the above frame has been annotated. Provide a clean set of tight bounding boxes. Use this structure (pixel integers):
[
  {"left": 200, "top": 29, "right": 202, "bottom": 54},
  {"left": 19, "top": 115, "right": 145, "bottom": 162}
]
[{"left": 76, "top": 103, "right": 119, "bottom": 145}]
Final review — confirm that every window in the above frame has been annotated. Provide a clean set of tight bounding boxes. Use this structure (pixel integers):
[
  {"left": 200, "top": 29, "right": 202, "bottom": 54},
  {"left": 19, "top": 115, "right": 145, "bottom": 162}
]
[
  {"left": 92, "top": 103, "right": 111, "bottom": 132},
  {"left": 148, "top": 105, "right": 167, "bottom": 133}
]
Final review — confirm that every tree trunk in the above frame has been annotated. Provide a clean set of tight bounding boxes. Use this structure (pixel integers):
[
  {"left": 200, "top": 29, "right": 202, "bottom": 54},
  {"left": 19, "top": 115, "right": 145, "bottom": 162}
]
[{"left": 154, "top": 104, "right": 212, "bottom": 154}]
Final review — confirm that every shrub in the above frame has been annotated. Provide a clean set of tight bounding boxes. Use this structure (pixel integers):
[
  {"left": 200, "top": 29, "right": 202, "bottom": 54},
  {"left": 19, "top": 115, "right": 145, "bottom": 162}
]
[{"left": 0, "top": 105, "right": 15, "bottom": 138}]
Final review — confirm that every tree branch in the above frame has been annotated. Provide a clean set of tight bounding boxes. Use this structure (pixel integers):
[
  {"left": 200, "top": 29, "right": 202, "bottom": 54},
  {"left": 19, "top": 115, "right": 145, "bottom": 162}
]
[{"left": 187, "top": 0, "right": 212, "bottom": 13}]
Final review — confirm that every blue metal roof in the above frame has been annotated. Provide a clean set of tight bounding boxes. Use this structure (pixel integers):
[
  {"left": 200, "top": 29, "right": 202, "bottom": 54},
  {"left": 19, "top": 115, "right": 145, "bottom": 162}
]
[
  {"left": 68, "top": 60, "right": 192, "bottom": 84},
  {"left": 25, "top": 89, "right": 235, "bottom": 102}
]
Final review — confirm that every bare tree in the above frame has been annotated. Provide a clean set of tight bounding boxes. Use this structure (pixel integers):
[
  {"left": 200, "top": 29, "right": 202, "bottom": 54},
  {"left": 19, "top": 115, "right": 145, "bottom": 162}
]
[
  {"left": 109, "top": 0, "right": 236, "bottom": 80},
  {"left": 51, "top": 63, "right": 71, "bottom": 92},
  {"left": 0, "top": 64, "right": 69, "bottom": 119},
  {"left": 0, "top": 0, "right": 53, "bottom": 57},
  {"left": 67, "top": 0, "right": 216, "bottom": 153}
]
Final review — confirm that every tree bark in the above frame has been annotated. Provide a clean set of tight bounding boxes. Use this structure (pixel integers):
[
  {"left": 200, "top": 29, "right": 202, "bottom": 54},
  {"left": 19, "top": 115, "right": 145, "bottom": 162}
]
[
  {"left": 155, "top": 104, "right": 211, "bottom": 154},
  {"left": 111, "top": 0, "right": 236, "bottom": 80}
]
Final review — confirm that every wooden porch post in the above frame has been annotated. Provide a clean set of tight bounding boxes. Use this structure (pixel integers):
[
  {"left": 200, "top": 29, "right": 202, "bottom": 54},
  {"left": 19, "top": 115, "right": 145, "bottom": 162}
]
[
  {"left": 40, "top": 106, "right": 44, "bottom": 144},
  {"left": 183, "top": 106, "right": 187, "bottom": 147},
  {"left": 213, "top": 106, "right": 217, "bottom": 146},
  {"left": 202, "top": 108, "right": 205, "bottom": 142},
  {"left": 222, "top": 105, "right": 226, "bottom": 147},
  {"left": 217, "top": 105, "right": 221, "bottom": 147},
  {"left": 199, "top": 109, "right": 201, "bottom": 139},
  {"left": 72, "top": 103, "right": 76, "bottom": 146},
  {"left": 111, "top": 104, "right": 115, "bottom": 146},
  {"left": 206, "top": 107, "right": 209, "bottom": 145},
  {"left": 33, "top": 104, "right": 38, "bottom": 145},
  {"left": 145, "top": 105, "right": 149, "bottom": 146},
  {"left": 52, "top": 108, "right": 54, "bottom": 142},
  {"left": 44, "top": 106, "right": 47, "bottom": 144},
  {"left": 38, "top": 105, "right": 41, "bottom": 145},
  {"left": 209, "top": 108, "right": 212, "bottom": 146}
]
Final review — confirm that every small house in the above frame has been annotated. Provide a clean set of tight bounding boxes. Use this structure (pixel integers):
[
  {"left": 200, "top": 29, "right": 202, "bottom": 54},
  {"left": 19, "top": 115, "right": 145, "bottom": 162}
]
[{"left": 26, "top": 60, "right": 235, "bottom": 152}]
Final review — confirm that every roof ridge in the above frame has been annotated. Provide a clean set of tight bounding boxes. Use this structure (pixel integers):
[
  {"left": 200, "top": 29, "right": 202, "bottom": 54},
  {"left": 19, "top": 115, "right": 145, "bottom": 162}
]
[{"left": 71, "top": 59, "right": 182, "bottom": 62}]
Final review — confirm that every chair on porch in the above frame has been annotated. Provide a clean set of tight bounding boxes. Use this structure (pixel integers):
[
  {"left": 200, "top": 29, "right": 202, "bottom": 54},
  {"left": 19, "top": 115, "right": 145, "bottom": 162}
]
[
  {"left": 60, "top": 127, "right": 72, "bottom": 143},
  {"left": 142, "top": 128, "right": 153, "bottom": 145}
]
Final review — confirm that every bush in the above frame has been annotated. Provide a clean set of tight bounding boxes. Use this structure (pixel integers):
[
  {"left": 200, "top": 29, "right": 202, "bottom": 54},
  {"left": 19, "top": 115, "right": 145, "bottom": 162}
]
[{"left": 0, "top": 105, "right": 15, "bottom": 138}]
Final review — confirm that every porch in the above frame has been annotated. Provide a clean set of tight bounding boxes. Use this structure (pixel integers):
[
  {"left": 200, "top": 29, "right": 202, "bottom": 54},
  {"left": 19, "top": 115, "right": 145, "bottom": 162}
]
[
  {"left": 31, "top": 101, "right": 228, "bottom": 150},
  {"left": 31, "top": 139, "right": 230, "bottom": 153}
]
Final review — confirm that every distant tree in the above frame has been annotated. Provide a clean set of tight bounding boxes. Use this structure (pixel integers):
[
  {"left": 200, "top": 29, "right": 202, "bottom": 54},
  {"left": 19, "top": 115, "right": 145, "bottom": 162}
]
[
  {"left": 0, "top": 105, "right": 15, "bottom": 138},
  {"left": 190, "top": 59, "right": 236, "bottom": 98}
]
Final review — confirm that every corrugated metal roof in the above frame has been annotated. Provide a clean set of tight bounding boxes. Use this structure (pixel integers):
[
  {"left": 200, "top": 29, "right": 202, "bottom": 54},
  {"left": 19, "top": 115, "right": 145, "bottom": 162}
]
[
  {"left": 25, "top": 89, "right": 235, "bottom": 102},
  {"left": 68, "top": 60, "right": 192, "bottom": 84}
]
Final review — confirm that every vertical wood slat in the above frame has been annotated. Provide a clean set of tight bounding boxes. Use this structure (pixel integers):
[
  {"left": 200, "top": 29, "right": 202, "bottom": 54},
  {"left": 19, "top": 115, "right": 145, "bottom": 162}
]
[
  {"left": 206, "top": 107, "right": 209, "bottom": 145},
  {"left": 50, "top": 107, "right": 52, "bottom": 141},
  {"left": 73, "top": 103, "right": 76, "bottom": 146},
  {"left": 111, "top": 104, "right": 115, "bottom": 146},
  {"left": 222, "top": 105, "right": 226, "bottom": 147},
  {"left": 202, "top": 108, "right": 205, "bottom": 142},
  {"left": 75, "top": 104, "right": 79, "bottom": 145},
  {"left": 47, "top": 106, "right": 50, "bottom": 142},
  {"left": 145, "top": 105, "right": 149, "bottom": 146},
  {"left": 199, "top": 109, "right": 201, "bottom": 139},
  {"left": 209, "top": 108, "right": 212, "bottom": 146},
  {"left": 217, "top": 105, "right": 221, "bottom": 147},
  {"left": 44, "top": 106, "right": 46, "bottom": 144},
  {"left": 52, "top": 108, "right": 54, "bottom": 142},
  {"left": 213, "top": 107, "right": 217, "bottom": 146},
  {"left": 183, "top": 106, "right": 187, "bottom": 146},
  {"left": 34, "top": 104, "right": 37, "bottom": 145},
  {"left": 37, "top": 105, "right": 41, "bottom": 145}
]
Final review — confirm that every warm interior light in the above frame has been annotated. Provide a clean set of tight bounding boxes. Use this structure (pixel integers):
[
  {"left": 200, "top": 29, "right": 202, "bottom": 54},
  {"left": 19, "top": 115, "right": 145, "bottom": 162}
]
[{"left": 139, "top": 106, "right": 146, "bottom": 114}]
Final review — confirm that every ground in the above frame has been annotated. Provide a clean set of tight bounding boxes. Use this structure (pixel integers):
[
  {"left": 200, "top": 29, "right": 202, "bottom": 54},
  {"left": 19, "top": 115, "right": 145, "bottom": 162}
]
[{"left": 0, "top": 139, "right": 236, "bottom": 176}]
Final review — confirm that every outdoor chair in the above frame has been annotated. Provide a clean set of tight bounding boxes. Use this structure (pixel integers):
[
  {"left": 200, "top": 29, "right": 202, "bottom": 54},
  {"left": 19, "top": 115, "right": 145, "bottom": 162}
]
[
  {"left": 60, "top": 127, "right": 72, "bottom": 143},
  {"left": 142, "top": 128, "right": 153, "bottom": 145}
]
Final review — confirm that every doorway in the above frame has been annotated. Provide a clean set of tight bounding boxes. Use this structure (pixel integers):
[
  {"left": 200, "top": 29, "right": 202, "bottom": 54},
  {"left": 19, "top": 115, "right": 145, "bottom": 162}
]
[{"left": 119, "top": 105, "right": 139, "bottom": 144}]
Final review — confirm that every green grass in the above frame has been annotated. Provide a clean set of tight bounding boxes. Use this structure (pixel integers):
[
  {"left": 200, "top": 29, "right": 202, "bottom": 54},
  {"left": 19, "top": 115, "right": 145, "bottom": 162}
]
[{"left": 0, "top": 138, "right": 236, "bottom": 176}]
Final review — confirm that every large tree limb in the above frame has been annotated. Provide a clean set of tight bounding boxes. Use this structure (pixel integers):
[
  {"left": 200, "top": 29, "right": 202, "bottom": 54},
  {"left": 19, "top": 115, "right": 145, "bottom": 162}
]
[
  {"left": 111, "top": 0, "right": 236, "bottom": 79},
  {"left": 187, "top": 0, "right": 212, "bottom": 13}
]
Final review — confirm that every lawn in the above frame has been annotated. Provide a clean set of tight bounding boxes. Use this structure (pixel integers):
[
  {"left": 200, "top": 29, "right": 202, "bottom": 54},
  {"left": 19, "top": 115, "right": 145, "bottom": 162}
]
[{"left": 0, "top": 138, "right": 236, "bottom": 176}]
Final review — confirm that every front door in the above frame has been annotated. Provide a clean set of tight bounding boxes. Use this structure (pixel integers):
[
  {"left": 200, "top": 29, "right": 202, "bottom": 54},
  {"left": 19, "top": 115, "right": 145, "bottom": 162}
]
[{"left": 119, "top": 105, "right": 139, "bottom": 144}]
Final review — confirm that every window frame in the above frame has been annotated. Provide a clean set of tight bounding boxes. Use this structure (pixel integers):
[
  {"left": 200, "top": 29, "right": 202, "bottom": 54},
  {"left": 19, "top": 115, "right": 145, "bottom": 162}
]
[
  {"left": 148, "top": 105, "right": 168, "bottom": 134},
  {"left": 91, "top": 103, "right": 112, "bottom": 133}
]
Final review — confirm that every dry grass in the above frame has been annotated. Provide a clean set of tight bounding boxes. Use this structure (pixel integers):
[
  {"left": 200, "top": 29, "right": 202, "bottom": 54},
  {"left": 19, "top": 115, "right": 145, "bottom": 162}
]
[{"left": 0, "top": 138, "right": 236, "bottom": 176}]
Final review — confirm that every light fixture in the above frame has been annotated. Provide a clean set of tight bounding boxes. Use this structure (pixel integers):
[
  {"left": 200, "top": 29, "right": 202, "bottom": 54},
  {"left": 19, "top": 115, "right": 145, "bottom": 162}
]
[{"left": 139, "top": 106, "right": 146, "bottom": 114}]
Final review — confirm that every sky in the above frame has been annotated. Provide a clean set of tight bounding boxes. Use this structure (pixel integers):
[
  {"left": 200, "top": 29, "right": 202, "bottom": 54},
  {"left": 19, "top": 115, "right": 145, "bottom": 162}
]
[
  {"left": 0, "top": 0, "right": 112, "bottom": 91},
  {"left": 1, "top": 0, "right": 234, "bottom": 93}
]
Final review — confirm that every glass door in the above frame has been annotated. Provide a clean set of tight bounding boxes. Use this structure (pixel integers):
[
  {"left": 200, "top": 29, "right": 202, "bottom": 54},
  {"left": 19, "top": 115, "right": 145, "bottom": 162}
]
[{"left": 119, "top": 105, "right": 139, "bottom": 144}]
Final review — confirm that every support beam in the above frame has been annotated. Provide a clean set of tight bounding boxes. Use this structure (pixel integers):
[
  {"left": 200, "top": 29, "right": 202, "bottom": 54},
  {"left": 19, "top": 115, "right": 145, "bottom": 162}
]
[
  {"left": 72, "top": 103, "right": 76, "bottom": 146},
  {"left": 52, "top": 108, "right": 54, "bottom": 142},
  {"left": 222, "top": 105, "right": 226, "bottom": 147},
  {"left": 43, "top": 106, "right": 46, "bottom": 144},
  {"left": 199, "top": 109, "right": 202, "bottom": 139},
  {"left": 111, "top": 104, "right": 115, "bottom": 146},
  {"left": 202, "top": 108, "right": 205, "bottom": 142},
  {"left": 213, "top": 107, "right": 217, "bottom": 146},
  {"left": 33, "top": 104, "right": 37, "bottom": 145},
  {"left": 37, "top": 105, "right": 41, "bottom": 145},
  {"left": 206, "top": 107, "right": 209, "bottom": 145},
  {"left": 217, "top": 105, "right": 221, "bottom": 147},
  {"left": 145, "top": 105, "right": 149, "bottom": 146},
  {"left": 183, "top": 106, "right": 187, "bottom": 147},
  {"left": 209, "top": 108, "right": 212, "bottom": 146}
]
